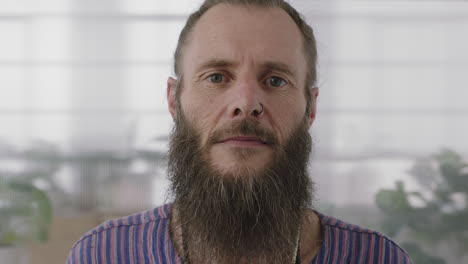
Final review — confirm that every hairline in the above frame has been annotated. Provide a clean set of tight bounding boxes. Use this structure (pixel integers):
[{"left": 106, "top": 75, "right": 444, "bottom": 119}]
[{"left": 174, "top": 1, "right": 316, "bottom": 113}]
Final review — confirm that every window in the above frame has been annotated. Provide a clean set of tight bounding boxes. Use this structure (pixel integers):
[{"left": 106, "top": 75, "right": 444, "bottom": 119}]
[{"left": 0, "top": 1, "right": 467, "bottom": 263}]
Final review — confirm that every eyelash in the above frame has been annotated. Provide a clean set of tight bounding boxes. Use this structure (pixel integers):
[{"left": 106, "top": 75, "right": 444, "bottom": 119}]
[
  {"left": 205, "top": 73, "right": 289, "bottom": 88},
  {"left": 264, "top": 76, "right": 288, "bottom": 88},
  {"left": 207, "top": 73, "right": 226, "bottom": 84}
]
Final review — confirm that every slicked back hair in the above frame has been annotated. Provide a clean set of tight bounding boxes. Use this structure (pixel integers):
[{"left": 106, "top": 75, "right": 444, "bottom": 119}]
[{"left": 173, "top": 0, "right": 317, "bottom": 113}]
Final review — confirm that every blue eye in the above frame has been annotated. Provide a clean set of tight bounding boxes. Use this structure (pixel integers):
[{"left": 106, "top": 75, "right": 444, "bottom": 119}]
[
  {"left": 208, "top": 74, "right": 224, "bottom": 83},
  {"left": 267, "top": 76, "right": 287, "bottom": 87}
]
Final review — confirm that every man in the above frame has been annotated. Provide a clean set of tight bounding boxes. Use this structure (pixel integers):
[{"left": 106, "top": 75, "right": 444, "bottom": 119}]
[{"left": 67, "top": 0, "right": 413, "bottom": 263}]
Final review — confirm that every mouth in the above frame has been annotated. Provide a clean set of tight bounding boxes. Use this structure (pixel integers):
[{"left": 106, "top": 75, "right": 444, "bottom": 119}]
[{"left": 218, "top": 136, "right": 268, "bottom": 147}]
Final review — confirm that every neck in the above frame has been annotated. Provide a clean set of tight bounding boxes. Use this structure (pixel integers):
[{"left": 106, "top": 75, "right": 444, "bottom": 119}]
[{"left": 170, "top": 206, "right": 322, "bottom": 264}]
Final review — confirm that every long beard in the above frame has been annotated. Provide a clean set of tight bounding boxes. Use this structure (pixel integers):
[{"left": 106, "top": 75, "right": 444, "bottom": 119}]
[{"left": 168, "top": 111, "right": 314, "bottom": 263}]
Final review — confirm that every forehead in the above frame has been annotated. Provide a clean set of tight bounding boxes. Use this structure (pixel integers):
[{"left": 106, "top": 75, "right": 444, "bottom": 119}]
[{"left": 182, "top": 4, "right": 306, "bottom": 76}]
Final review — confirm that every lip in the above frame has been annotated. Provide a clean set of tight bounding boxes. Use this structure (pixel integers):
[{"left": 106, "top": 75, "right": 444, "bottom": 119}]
[{"left": 218, "top": 136, "right": 268, "bottom": 146}]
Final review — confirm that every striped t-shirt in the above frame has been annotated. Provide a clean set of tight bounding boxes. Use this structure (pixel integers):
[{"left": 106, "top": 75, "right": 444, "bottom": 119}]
[{"left": 66, "top": 204, "right": 413, "bottom": 264}]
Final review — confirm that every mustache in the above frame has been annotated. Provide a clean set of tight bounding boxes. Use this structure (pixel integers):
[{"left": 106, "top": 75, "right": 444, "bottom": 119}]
[{"left": 206, "top": 118, "right": 279, "bottom": 147}]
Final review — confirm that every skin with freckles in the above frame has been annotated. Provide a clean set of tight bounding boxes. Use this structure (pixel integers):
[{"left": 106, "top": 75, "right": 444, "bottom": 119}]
[{"left": 167, "top": 4, "right": 318, "bottom": 175}]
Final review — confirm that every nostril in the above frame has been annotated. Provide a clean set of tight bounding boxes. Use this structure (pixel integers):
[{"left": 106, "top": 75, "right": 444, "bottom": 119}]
[
  {"left": 252, "top": 103, "right": 263, "bottom": 116},
  {"left": 234, "top": 108, "right": 241, "bottom": 116}
]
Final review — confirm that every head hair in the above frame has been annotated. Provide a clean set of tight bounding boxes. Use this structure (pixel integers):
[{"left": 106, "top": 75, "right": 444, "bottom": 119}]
[{"left": 173, "top": 0, "right": 317, "bottom": 113}]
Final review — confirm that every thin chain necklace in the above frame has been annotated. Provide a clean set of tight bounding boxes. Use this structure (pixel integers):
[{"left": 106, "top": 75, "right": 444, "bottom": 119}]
[{"left": 180, "top": 225, "right": 302, "bottom": 264}]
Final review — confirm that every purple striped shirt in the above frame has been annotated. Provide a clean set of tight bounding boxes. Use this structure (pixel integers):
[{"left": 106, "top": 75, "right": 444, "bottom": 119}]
[{"left": 66, "top": 204, "right": 412, "bottom": 264}]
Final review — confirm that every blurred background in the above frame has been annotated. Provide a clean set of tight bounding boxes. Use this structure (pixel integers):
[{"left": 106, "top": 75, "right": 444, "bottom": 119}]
[{"left": 0, "top": 0, "right": 467, "bottom": 263}]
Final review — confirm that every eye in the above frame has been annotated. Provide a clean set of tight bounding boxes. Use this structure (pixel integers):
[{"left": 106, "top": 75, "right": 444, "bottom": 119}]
[
  {"left": 266, "top": 76, "right": 288, "bottom": 88},
  {"left": 207, "top": 73, "right": 224, "bottom": 83}
]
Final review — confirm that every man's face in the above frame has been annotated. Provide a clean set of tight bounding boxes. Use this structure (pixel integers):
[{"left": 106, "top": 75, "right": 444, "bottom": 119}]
[{"left": 168, "top": 4, "right": 317, "bottom": 175}]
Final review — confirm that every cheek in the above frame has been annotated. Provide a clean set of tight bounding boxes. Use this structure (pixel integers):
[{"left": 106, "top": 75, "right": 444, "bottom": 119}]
[
  {"left": 180, "top": 92, "right": 220, "bottom": 144},
  {"left": 270, "top": 94, "right": 307, "bottom": 137}
]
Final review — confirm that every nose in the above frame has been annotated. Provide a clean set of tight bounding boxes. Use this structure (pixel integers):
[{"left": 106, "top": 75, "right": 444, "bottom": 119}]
[{"left": 228, "top": 78, "right": 264, "bottom": 119}]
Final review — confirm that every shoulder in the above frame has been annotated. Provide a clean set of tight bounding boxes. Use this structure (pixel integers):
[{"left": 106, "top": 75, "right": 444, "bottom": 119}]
[
  {"left": 75, "top": 203, "right": 172, "bottom": 243},
  {"left": 66, "top": 204, "right": 173, "bottom": 264},
  {"left": 313, "top": 211, "right": 413, "bottom": 264}
]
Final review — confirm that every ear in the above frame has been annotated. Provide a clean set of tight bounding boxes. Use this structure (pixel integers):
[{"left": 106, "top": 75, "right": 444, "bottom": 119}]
[
  {"left": 167, "top": 77, "right": 178, "bottom": 120},
  {"left": 307, "top": 87, "right": 319, "bottom": 127}
]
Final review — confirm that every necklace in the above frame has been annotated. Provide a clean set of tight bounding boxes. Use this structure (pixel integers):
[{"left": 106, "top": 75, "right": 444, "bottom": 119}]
[{"left": 180, "top": 225, "right": 302, "bottom": 264}]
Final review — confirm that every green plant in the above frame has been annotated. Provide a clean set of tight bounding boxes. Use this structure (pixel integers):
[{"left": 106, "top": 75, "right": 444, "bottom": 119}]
[
  {"left": 0, "top": 140, "right": 56, "bottom": 247},
  {"left": 375, "top": 149, "right": 468, "bottom": 263},
  {"left": 0, "top": 180, "right": 52, "bottom": 246}
]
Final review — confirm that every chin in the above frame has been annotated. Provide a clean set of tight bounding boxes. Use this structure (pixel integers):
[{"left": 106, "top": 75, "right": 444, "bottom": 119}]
[
  {"left": 210, "top": 157, "right": 272, "bottom": 177},
  {"left": 206, "top": 144, "right": 274, "bottom": 175}
]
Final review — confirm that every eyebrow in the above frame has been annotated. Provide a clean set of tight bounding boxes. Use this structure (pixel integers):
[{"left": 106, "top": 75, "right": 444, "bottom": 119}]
[
  {"left": 261, "top": 61, "right": 296, "bottom": 78},
  {"left": 195, "top": 58, "right": 236, "bottom": 73},
  {"left": 194, "top": 58, "right": 296, "bottom": 78}
]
